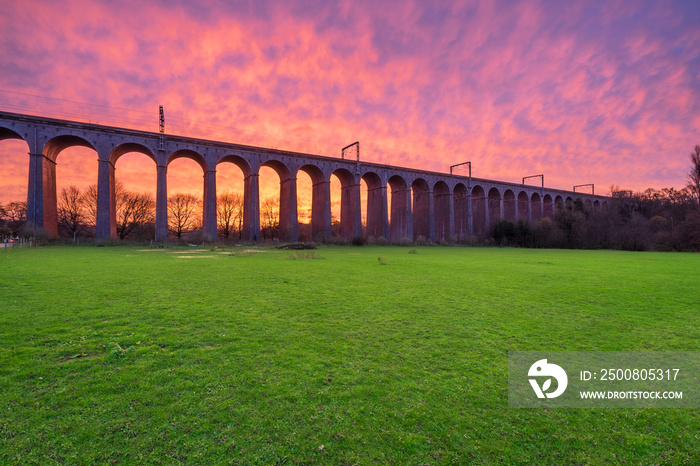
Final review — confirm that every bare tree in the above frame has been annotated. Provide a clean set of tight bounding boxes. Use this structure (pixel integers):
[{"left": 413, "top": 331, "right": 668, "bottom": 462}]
[
  {"left": 4, "top": 201, "right": 26, "bottom": 223},
  {"left": 217, "top": 192, "right": 243, "bottom": 239},
  {"left": 58, "top": 186, "right": 85, "bottom": 239},
  {"left": 117, "top": 191, "right": 155, "bottom": 239},
  {"left": 260, "top": 196, "right": 279, "bottom": 240},
  {"left": 168, "top": 193, "right": 201, "bottom": 239},
  {"left": 82, "top": 184, "right": 98, "bottom": 226},
  {"left": 0, "top": 201, "right": 26, "bottom": 235}
]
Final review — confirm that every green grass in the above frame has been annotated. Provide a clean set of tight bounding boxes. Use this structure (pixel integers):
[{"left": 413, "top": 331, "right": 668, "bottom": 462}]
[{"left": 0, "top": 245, "right": 698, "bottom": 464}]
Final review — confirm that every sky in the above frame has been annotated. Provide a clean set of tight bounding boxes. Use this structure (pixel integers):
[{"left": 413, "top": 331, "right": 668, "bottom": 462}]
[{"left": 1, "top": 0, "right": 699, "bottom": 206}]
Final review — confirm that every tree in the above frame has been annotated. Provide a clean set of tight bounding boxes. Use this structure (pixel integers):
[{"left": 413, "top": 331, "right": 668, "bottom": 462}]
[
  {"left": 4, "top": 201, "right": 26, "bottom": 224},
  {"left": 117, "top": 191, "right": 155, "bottom": 239},
  {"left": 168, "top": 193, "right": 201, "bottom": 239},
  {"left": 0, "top": 201, "right": 26, "bottom": 236},
  {"left": 83, "top": 182, "right": 155, "bottom": 239},
  {"left": 57, "top": 186, "right": 85, "bottom": 239},
  {"left": 217, "top": 192, "right": 243, "bottom": 239},
  {"left": 260, "top": 196, "right": 279, "bottom": 240},
  {"left": 82, "top": 184, "right": 99, "bottom": 227},
  {"left": 688, "top": 145, "right": 700, "bottom": 209}
]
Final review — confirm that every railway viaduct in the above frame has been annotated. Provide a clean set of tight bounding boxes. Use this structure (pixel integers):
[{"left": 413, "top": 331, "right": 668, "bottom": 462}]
[{"left": 0, "top": 111, "right": 606, "bottom": 242}]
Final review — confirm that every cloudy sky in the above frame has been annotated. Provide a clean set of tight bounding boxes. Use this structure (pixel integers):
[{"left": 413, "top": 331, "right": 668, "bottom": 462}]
[{"left": 1, "top": 0, "right": 699, "bottom": 204}]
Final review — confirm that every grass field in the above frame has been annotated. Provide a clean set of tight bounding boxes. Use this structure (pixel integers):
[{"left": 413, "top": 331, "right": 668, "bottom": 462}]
[{"left": 1, "top": 245, "right": 698, "bottom": 464}]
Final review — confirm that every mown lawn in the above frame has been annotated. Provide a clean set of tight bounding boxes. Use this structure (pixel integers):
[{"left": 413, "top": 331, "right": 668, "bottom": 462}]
[{"left": 0, "top": 245, "right": 698, "bottom": 464}]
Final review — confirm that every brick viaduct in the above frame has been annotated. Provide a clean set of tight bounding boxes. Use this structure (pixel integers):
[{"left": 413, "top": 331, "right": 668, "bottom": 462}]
[{"left": 0, "top": 111, "right": 607, "bottom": 242}]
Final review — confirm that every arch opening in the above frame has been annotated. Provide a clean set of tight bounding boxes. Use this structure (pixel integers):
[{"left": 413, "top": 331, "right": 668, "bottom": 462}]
[
  {"left": 503, "top": 189, "right": 516, "bottom": 222},
  {"left": 259, "top": 161, "right": 290, "bottom": 241},
  {"left": 531, "top": 192, "right": 542, "bottom": 221},
  {"left": 453, "top": 183, "right": 469, "bottom": 239},
  {"left": 167, "top": 153, "right": 205, "bottom": 240},
  {"left": 298, "top": 164, "right": 326, "bottom": 242},
  {"left": 543, "top": 194, "right": 554, "bottom": 218},
  {"left": 471, "top": 185, "right": 486, "bottom": 237},
  {"left": 0, "top": 135, "right": 29, "bottom": 236},
  {"left": 42, "top": 135, "right": 99, "bottom": 238},
  {"left": 388, "top": 175, "right": 409, "bottom": 242},
  {"left": 433, "top": 181, "right": 450, "bottom": 242},
  {"left": 216, "top": 155, "right": 250, "bottom": 240},
  {"left": 488, "top": 187, "right": 502, "bottom": 228},
  {"left": 112, "top": 151, "right": 157, "bottom": 240},
  {"left": 362, "top": 172, "right": 385, "bottom": 241},
  {"left": 411, "top": 178, "right": 430, "bottom": 242},
  {"left": 517, "top": 191, "right": 529, "bottom": 222},
  {"left": 330, "top": 168, "right": 360, "bottom": 240}
]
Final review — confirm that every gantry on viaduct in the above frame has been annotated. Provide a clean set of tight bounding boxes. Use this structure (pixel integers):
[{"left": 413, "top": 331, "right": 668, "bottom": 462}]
[{"left": 0, "top": 111, "right": 607, "bottom": 242}]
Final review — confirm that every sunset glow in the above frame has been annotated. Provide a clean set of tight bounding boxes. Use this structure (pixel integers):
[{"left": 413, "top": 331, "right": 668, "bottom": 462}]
[{"left": 1, "top": 0, "right": 699, "bottom": 205}]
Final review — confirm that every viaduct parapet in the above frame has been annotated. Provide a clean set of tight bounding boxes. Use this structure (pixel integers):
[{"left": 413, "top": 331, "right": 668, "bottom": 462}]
[{"left": 0, "top": 111, "right": 607, "bottom": 241}]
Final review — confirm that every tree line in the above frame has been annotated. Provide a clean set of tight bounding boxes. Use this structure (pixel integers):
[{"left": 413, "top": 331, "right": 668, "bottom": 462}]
[
  {"left": 490, "top": 146, "right": 700, "bottom": 251},
  {"left": 0, "top": 183, "right": 281, "bottom": 242}
]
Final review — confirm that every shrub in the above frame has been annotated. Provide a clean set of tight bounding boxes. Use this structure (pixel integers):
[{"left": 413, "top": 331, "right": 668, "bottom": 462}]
[
  {"left": 398, "top": 237, "right": 413, "bottom": 246},
  {"left": 351, "top": 236, "right": 365, "bottom": 246}
]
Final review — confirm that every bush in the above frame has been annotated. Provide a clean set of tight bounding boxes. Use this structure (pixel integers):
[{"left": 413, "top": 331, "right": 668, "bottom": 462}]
[
  {"left": 414, "top": 235, "right": 429, "bottom": 246},
  {"left": 398, "top": 237, "right": 413, "bottom": 246},
  {"left": 351, "top": 236, "right": 365, "bottom": 246}
]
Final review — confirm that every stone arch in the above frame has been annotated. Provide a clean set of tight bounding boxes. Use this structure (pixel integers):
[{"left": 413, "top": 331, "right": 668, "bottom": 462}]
[
  {"left": 110, "top": 143, "right": 156, "bottom": 165},
  {"left": 555, "top": 195, "right": 564, "bottom": 211},
  {"left": 412, "top": 178, "right": 431, "bottom": 241},
  {"left": 331, "top": 167, "right": 360, "bottom": 239},
  {"left": 503, "top": 189, "right": 516, "bottom": 222},
  {"left": 43, "top": 135, "right": 97, "bottom": 163},
  {"left": 216, "top": 154, "right": 254, "bottom": 240},
  {"left": 218, "top": 154, "right": 252, "bottom": 178},
  {"left": 300, "top": 164, "right": 329, "bottom": 241},
  {"left": 103, "top": 143, "right": 159, "bottom": 239},
  {"left": 453, "top": 183, "right": 469, "bottom": 239},
  {"left": 0, "top": 126, "right": 27, "bottom": 144},
  {"left": 363, "top": 171, "right": 386, "bottom": 240},
  {"left": 0, "top": 127, "right": 29, "bottom": 188},
  {"left": 594, "top": 200, "right": 601, "bottom": 211},
  {"left": 30, "top": 135, "right": 99, "bottom": 236},
  {"left": 167, "top": 149, "right": 208, "bottom": 234},
  {"left": 471, "top": 185, "right": 486, "bottom": 237},
  {"left": 584, "top": 199, "right": 592, "bottom": 211},
  {"left": 565, "top": 196, "right": 574, "bottom": 207},
  {"left": 433, "top": 180, "right": 450, "bottom": 242},
  {"left": 262, "top": 159, "right": 295, "bottom": 242},
  {"left": 488, "top": 187, "right": 502, "bottom": 227},
  {"left": 543, "top": 194, "right": 553, "bottom": 218},
  {"left": 168, "top": 149, "right": 207, "bottom": 171},
  {"left": 388, "top": 174, "right": 410, "bottom": 241}
]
